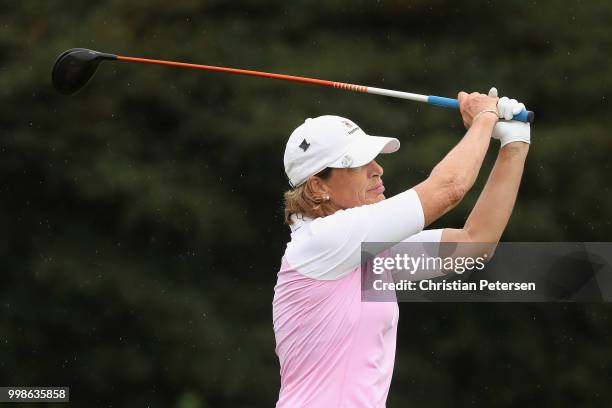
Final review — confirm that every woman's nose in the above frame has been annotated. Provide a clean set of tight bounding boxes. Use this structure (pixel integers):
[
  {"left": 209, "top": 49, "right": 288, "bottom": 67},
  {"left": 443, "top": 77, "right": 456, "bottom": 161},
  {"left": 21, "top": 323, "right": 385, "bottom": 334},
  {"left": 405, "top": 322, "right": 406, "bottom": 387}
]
[{"left": 370, "top": 160, "right": 383, "bottom": 177}]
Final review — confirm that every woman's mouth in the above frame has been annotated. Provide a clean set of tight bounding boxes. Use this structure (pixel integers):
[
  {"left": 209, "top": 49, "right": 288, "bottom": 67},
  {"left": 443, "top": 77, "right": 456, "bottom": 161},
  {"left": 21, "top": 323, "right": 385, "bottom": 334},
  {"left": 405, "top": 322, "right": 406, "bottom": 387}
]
[{"left": 369, "top": 183, "right": 385, "bottom": 194}]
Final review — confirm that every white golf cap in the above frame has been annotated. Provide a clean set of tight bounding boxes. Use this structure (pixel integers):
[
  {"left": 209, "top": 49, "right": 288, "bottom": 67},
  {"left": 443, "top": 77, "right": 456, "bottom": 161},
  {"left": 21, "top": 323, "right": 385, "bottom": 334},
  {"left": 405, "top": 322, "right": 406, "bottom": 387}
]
[{"left": 284, "top": 115, "right": 400, "bottom": 187}]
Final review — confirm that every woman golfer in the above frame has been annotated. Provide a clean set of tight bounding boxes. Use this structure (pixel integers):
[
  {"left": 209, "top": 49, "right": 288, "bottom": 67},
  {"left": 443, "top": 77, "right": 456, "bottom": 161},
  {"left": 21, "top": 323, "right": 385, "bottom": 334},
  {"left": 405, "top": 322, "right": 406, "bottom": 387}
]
[{"left": 273, "top": 88, "right": 530, "bottom": 407}]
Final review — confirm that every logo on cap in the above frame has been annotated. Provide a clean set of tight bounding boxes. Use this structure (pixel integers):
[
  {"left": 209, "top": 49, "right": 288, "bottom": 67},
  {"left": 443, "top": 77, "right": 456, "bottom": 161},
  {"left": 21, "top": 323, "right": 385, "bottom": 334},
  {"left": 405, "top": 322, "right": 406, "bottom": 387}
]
[
  {"left": 341, "top": 155, "right": 353, "bottom": 168},
  {"left": 341, "top": 120, "right": 360, "bottom": 135},
  {"left": 299, "top": 139, "right": 310, "bottom": 152}
]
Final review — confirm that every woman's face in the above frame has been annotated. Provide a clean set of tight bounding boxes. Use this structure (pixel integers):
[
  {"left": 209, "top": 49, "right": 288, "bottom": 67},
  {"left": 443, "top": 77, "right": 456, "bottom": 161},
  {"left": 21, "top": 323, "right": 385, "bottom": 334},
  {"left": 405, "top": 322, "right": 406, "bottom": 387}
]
[{"left": 324, "top": 160, "right": 386, "bottom": 209}]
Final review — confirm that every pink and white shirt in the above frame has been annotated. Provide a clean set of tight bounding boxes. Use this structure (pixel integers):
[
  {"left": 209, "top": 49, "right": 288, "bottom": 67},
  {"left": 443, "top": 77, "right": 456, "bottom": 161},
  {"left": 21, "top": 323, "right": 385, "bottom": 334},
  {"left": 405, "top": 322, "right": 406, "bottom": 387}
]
[{"left": 273, "top": 189, "right": 443, "bottom": 407}]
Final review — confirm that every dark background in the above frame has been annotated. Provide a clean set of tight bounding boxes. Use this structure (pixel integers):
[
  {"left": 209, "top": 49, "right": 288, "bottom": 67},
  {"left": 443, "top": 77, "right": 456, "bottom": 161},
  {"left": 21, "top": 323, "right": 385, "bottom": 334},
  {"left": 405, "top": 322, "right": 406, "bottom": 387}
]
[{"left": 2, "top": 1, "right": 612, "bottom": 407}]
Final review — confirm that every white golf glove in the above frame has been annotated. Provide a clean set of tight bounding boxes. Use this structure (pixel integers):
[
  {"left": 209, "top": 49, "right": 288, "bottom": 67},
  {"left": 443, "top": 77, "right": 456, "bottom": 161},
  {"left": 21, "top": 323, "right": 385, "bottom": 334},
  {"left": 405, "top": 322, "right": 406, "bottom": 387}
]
[{"left": 488, "top": 87, "right": 530, "bottom": 147}]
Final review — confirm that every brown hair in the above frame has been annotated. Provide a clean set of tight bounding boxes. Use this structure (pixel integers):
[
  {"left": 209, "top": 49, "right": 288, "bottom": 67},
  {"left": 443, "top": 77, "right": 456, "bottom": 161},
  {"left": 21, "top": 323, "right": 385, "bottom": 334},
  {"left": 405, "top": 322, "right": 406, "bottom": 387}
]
[{"left": 284, "top": 168, "right": 338, "bottom": 225}]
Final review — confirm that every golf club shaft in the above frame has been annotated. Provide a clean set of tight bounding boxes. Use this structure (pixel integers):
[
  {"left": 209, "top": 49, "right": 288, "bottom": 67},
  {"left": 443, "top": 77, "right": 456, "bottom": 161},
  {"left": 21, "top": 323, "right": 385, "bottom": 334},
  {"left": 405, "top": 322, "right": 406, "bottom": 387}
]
[{"left": 116, "top": 55, "right": 533, "bottom": 123}]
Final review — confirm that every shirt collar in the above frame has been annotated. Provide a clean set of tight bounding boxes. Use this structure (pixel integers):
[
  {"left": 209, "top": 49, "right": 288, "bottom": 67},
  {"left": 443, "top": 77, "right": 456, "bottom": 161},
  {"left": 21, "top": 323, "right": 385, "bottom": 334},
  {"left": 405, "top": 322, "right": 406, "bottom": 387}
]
[{"left": 289, "top": 213, "right": 313, "bottom": 233}]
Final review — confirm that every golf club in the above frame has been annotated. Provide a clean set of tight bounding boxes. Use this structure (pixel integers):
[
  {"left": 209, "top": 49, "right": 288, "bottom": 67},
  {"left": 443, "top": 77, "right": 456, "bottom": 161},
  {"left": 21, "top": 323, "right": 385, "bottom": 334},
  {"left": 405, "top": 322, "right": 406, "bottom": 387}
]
[{"left": 52, "top": 48, "right": 534, "bottom": 123}]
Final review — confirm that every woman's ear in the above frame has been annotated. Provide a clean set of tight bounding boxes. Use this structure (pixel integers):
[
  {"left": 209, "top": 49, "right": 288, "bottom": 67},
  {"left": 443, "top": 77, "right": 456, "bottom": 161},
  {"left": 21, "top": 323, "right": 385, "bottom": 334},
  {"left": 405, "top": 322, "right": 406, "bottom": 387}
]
[
  {"left": 307, "top": 176, "right": 332, "bottom": 203},
  {"left": 307, "top": 176, "right": 327, "bottom": 196}
]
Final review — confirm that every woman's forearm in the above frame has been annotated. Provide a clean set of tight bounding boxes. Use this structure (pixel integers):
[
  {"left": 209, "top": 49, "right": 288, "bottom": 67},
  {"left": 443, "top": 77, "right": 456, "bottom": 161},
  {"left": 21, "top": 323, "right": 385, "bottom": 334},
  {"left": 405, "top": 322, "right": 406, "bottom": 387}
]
[
  {"left": 429, "top": 113, "right": 498, "bottom": 192},
  {"left": 463, "top": 142, "right": 529, "bottom": 242},
  {"left": 415, "top": 112, "right": 498, "bottom": 226},
  {"left": 414, "top": 91, "right": 499, "bottom": 226}
]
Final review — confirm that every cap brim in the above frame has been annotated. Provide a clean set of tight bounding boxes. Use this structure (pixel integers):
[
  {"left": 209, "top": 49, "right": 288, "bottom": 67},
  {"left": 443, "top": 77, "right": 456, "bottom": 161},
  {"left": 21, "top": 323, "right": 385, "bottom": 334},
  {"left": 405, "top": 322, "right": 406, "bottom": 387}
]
[{"left": 328, "top": 134, "right": 400, "bottom": 168}]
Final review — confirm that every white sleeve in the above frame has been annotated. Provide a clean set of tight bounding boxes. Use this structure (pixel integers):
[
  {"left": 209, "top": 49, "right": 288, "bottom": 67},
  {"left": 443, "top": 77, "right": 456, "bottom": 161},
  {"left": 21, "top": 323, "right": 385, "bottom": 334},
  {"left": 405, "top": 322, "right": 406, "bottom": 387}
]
[
  {"left": 284, "top": 189, "right": 425, "bottom": 281},
  {"left": 387, "top": 228, "right": 446, "bottom": 280},
  {"left": 402, "top": 228, "right": 443, "bottom": 244}
]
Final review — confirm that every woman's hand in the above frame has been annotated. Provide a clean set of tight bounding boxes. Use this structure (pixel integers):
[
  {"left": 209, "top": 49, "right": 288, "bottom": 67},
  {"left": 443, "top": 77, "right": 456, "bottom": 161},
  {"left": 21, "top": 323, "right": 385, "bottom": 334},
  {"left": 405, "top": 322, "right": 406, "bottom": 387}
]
[
  {"left": 458, "top": 91, "right": 499, "bottom": 129},
  {"left": 488, "top": 88, "right": 531, "bottom": 148}
]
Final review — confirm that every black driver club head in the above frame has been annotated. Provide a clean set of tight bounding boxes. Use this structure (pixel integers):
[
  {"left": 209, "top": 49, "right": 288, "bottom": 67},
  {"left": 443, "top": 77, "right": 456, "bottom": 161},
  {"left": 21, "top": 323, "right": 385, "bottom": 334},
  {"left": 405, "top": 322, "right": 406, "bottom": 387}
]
[{"left": 52, "top": 48, "right": 117, "bottom": 95}]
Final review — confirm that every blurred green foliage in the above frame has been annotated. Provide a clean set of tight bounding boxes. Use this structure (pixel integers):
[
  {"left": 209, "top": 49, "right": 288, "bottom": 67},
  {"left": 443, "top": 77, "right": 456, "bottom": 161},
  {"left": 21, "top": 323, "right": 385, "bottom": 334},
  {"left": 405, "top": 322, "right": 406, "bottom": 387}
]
[{"left": 1, "top": 1, "right": 612, "bottom": 407}]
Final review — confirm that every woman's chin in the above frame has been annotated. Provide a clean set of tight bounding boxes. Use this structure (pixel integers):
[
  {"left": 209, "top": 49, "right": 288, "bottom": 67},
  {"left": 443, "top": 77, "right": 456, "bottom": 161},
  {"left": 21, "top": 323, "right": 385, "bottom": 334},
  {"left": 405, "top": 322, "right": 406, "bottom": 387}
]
[{"left": 369, "top": 193, "right": 386, "bottom": 203}]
